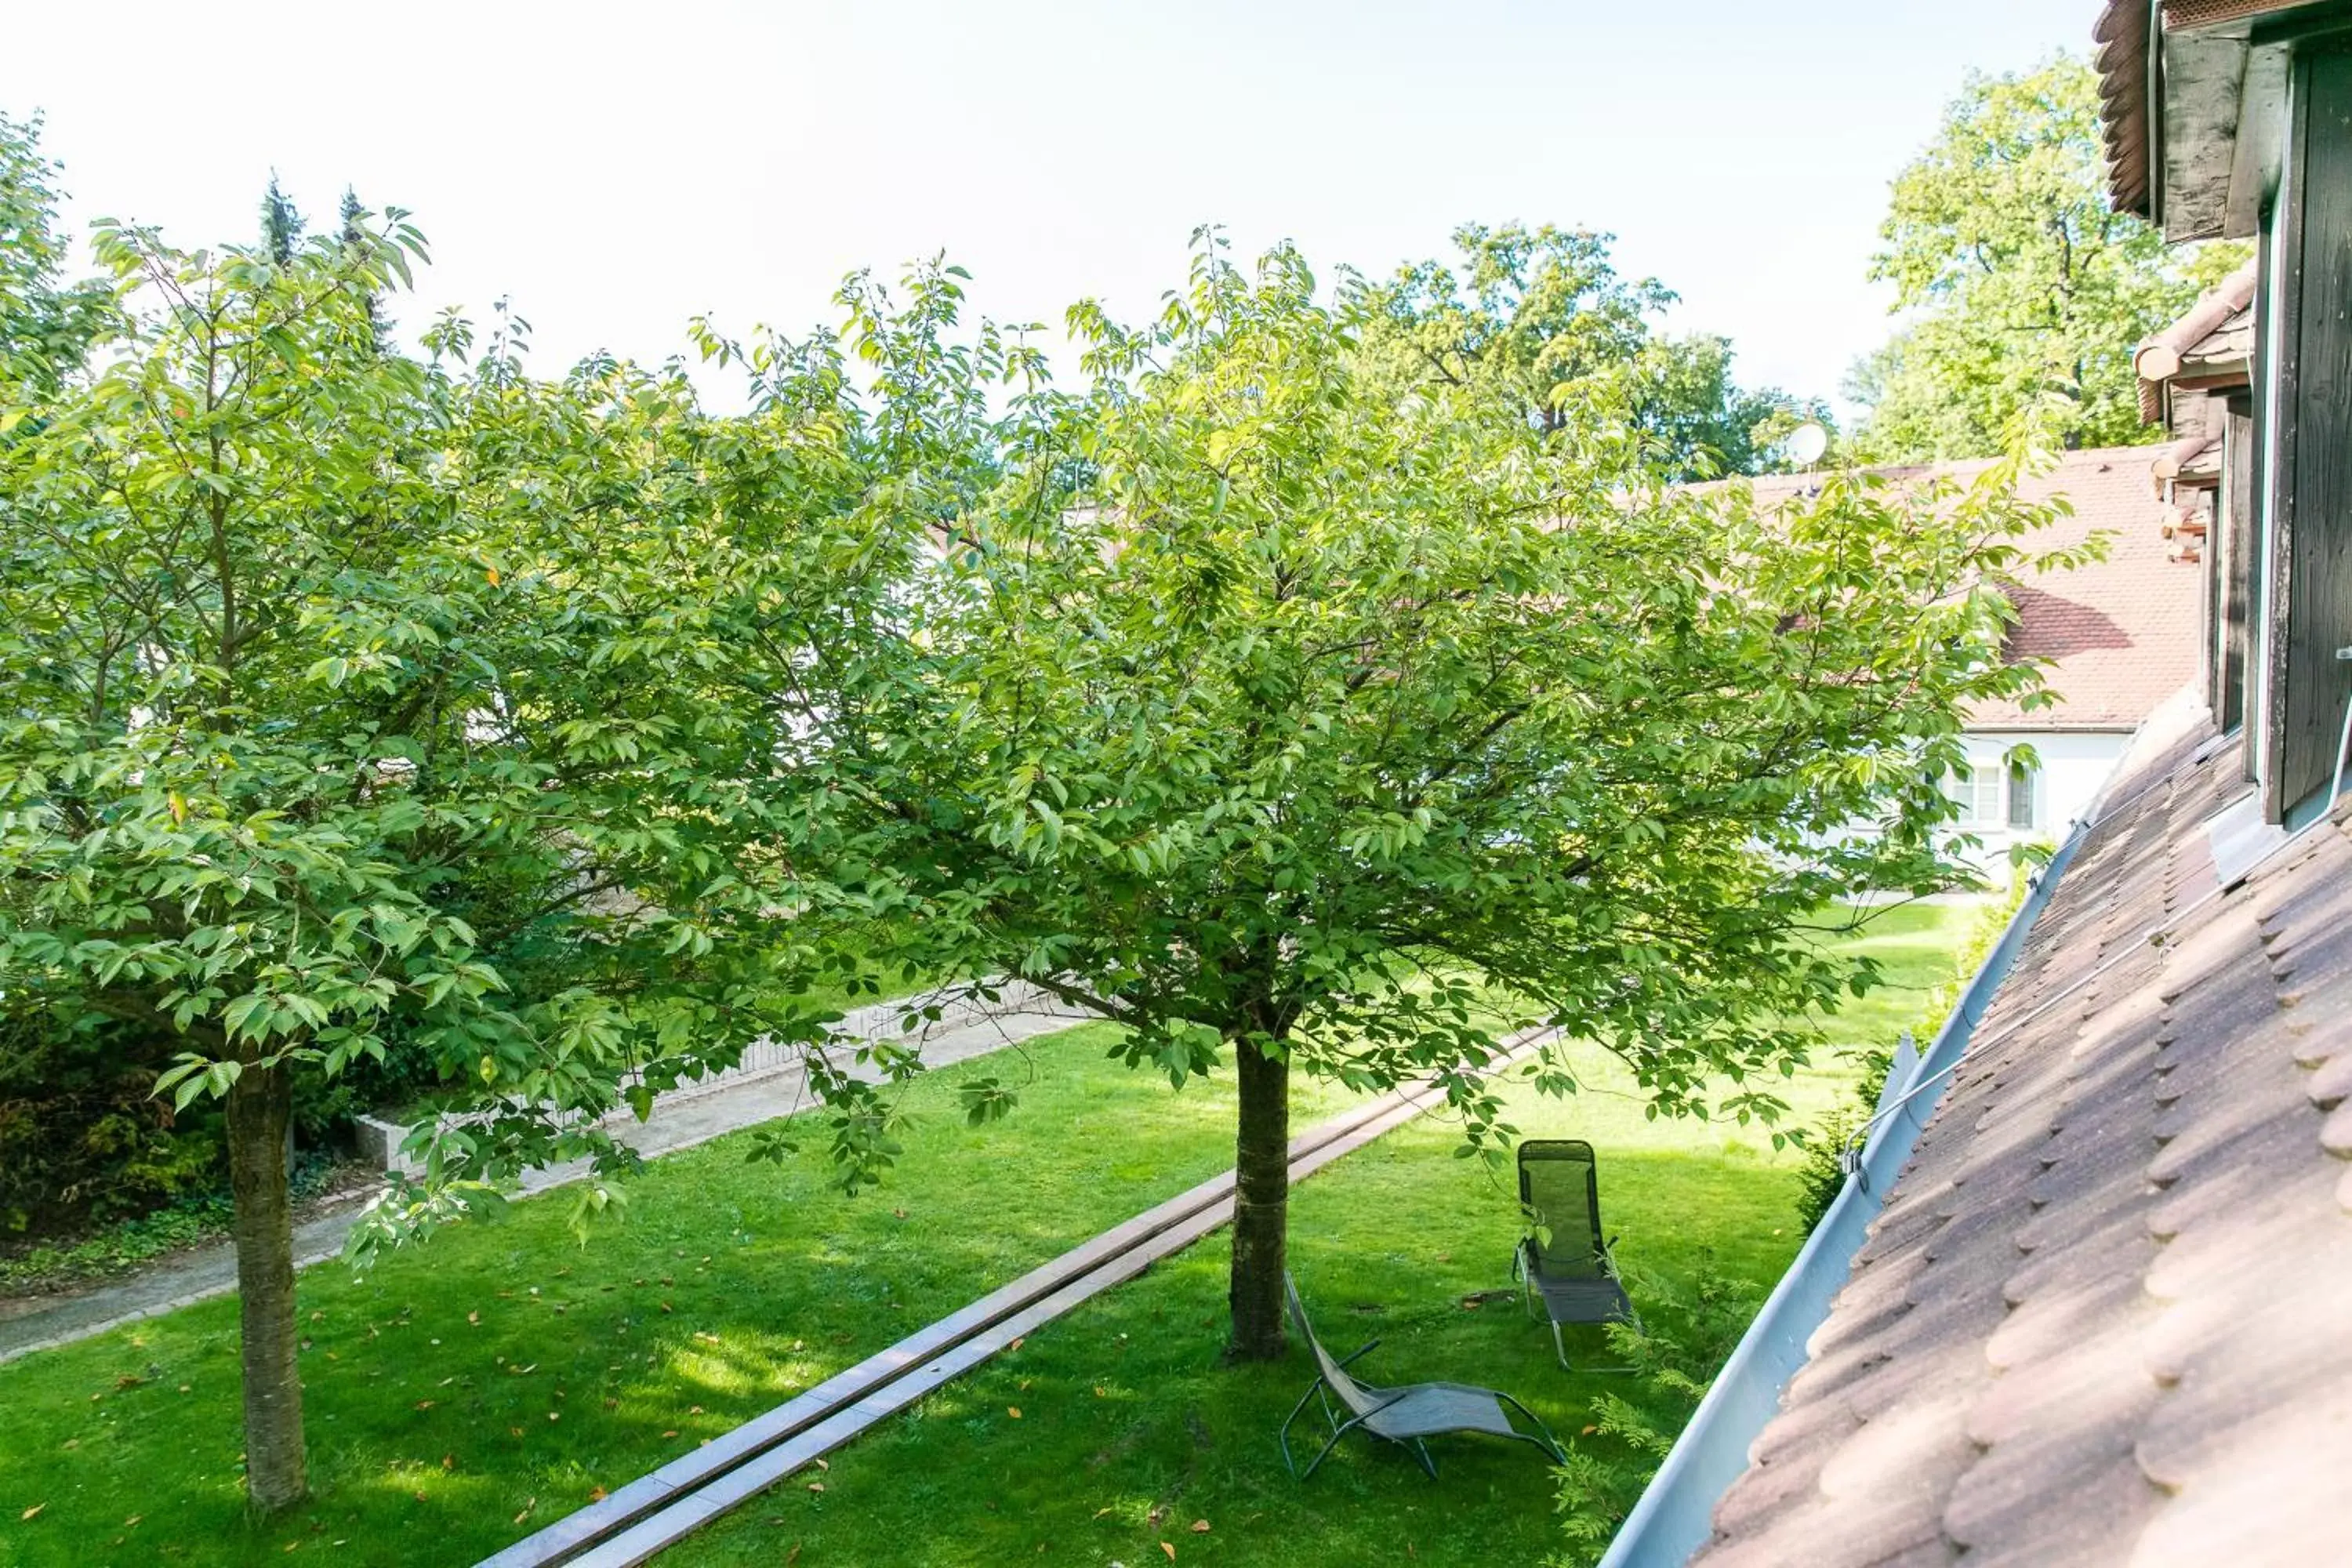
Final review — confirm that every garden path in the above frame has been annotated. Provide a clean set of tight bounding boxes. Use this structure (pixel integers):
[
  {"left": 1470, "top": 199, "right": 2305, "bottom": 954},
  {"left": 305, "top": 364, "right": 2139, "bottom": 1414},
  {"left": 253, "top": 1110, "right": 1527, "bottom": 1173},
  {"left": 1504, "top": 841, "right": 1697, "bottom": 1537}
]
[{"left": 0, "top": 995, "right": 1087, "bottom": 1364}]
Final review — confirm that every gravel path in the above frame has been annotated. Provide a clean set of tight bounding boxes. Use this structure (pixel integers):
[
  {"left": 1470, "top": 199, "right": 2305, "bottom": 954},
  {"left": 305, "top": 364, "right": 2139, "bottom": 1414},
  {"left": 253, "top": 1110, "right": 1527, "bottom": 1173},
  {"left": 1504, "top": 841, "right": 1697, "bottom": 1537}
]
[{"left": 0, "top": 991, "right": 1088, "bottom": 1364}]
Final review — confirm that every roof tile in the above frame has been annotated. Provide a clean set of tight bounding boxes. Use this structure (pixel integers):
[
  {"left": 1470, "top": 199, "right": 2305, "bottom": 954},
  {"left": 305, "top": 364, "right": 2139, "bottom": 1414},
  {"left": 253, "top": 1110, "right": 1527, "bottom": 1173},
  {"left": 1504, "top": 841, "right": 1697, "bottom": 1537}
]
[
  {"left": 1740, "top": 449, "right": 2203, "bottom": 732},
  {"left": 1690, "top": 727, "right": 2352, "bottom": 1566}
]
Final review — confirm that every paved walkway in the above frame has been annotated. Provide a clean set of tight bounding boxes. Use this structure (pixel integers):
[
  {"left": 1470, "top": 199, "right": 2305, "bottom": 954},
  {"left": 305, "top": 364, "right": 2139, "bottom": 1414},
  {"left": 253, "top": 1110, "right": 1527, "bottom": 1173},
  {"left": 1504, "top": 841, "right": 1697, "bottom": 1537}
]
[{"left": 0, "top": 995, "right": 1088, "bottom": 1364}]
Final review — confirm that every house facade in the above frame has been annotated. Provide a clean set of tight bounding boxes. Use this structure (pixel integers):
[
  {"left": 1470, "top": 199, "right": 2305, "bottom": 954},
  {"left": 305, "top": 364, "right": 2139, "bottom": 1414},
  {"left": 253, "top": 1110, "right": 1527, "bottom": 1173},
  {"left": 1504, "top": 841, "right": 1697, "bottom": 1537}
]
[
  {"left": 1748, "top": 450, "right": 2204, "bottom": 875},
  {"left": 1594, "top": 5, "right": 2352, "bottom": 1565}
]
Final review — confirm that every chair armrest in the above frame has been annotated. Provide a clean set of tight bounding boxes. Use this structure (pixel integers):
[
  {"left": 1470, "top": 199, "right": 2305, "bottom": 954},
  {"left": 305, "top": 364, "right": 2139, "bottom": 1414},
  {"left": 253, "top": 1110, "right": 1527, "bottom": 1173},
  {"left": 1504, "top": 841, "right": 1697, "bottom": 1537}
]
[{"left": 1335, "top": 1339, "right": 1381, "bottom": 1369}]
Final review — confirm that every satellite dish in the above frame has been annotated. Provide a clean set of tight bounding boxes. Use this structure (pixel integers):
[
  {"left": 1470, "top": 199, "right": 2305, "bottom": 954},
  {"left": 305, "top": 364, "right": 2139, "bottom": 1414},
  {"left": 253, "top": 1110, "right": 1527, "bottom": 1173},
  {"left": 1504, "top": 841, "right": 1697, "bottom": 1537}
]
[{"left": 1786, "top": 422, "right": 1830, "bottom": 467}]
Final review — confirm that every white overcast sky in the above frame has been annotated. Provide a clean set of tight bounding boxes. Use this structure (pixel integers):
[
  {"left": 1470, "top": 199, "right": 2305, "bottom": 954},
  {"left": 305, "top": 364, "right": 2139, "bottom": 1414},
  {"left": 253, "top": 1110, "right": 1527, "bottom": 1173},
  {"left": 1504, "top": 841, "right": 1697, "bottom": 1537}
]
[{"left": 2, "top": 1, "right": 2102, "bottom": 416}]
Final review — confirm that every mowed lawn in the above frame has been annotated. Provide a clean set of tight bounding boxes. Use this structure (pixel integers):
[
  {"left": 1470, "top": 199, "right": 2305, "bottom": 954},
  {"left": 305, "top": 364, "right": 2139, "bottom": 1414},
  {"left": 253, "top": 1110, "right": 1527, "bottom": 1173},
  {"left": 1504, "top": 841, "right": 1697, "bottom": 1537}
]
[{"left": 0, "top": 902, "right": 1975, "bottom": 1568}]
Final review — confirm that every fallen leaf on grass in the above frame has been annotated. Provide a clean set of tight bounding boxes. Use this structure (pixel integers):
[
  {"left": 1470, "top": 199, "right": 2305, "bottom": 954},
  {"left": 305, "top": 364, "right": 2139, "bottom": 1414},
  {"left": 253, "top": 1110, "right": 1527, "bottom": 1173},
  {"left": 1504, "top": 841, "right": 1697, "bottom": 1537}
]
[
  {"left": 20, "top": 1505, "right": 44, "bottom": 1522},
  {"left": 1160, "top": 1544, "right": 1177, "bottom": 1563},
  {"left": 589, "top": 1486, "right": 608, "bottom": 1502},
  {"left": 1007, "top": 1407, "right": 1022, "bottom": 1419},
  {"left": 1093, "top": 1508, "right": 1114, "bottom": 1519},
  {"left": 688, "top": 1406, "right": 704, "bottom": 1415},
  {"left": 123, "top": 1515, "right": 140, "bottom": 1527},
  {"left": 1191, "top": 1520, "right": 1210, "bottom": 1533},
  {"left": 659, "top": 1302, "right": 673, "bottom": 1315},
  {"left": 467, "top": 1312, "right": 480, "bottom": 1326},
  {"left": 414, "top": 1400, "right": 436, "bottom": 1411},
  {"left": 441, "top": 1455, "right": 454, "bottom": 1471},
  {"left": 1009, "top": 1336, "right": 1025, "bottom": 1352},
  {"left": 412, "top": 1492, "right": 428, "bottom": 1504},
  {"left": 662, "top": 1430, "right": 679, "bottom": 1439},
  {"left": 513, "top": 1498, "right": 535, "bottom": 1525},
  {"left": 814, "top": 1458, "right": 829, "bottom": 1472},
  {"left": 807, "top": 1483, "right": 826, "bottom": 1494},
  {"left": 786, "top": 1545, "right": 801, "bottom": 1565}
]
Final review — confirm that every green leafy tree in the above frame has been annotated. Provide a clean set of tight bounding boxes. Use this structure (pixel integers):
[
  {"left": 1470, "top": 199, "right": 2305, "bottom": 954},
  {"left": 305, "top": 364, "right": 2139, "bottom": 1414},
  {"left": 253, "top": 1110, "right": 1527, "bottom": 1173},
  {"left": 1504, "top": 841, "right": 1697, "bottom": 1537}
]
[
  {"left": 1632, "top": 332, "right": 1836, "bottom": 477},
  {"left": 337, "top": 187, "right": 392, "bottom": 351},
  {"left": 1849, "top": 56, "right": 2249, "bottom": 461},
  {"left": 0, "top": 214, "right": 931, "bottom": 1508},
  {"left": 841, "top": 236, "right": 2085, "bottom": 1359},
  {"left": 0, "top": 110, "right": 109, "bottom": 396},
  {"left": 259, "top": 173, "right": 303, "bottom": 265},
  {"left": 1352, "top": 223, "right": 1827, "bottom": 480}
]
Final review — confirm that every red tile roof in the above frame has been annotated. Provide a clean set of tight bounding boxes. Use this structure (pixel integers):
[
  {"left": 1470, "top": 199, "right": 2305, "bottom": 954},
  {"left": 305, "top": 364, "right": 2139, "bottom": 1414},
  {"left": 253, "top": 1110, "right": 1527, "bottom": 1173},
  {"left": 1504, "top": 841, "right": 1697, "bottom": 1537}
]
[
  {"left": 2136, "top": 260, "right": 2258, "bottom": 423},
  {"left": 1689, "top": 720, "right": 2352, "bottom": 1567},
  {"left": 1742, "top": 448, "right": 2205, "bottom": 732}
]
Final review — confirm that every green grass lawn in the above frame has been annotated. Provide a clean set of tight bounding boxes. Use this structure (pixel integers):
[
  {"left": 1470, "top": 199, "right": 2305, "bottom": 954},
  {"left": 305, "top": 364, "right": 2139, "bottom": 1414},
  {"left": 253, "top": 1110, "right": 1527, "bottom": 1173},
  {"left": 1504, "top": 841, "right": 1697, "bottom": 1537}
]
[{"left": 0, "top": 902, "right": 1976, "bottom": 1568}]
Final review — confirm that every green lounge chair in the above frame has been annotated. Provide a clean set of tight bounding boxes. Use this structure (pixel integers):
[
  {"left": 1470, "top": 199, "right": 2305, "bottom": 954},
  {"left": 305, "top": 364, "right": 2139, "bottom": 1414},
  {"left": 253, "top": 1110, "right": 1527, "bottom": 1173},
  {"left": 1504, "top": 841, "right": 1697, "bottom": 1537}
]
[
  {"left": 1514, "top": 1138, "right": 1639, "bottom": 1368},
  {"left": 1279, "top": 1273, "right": 1563, "bottom": 1479}
]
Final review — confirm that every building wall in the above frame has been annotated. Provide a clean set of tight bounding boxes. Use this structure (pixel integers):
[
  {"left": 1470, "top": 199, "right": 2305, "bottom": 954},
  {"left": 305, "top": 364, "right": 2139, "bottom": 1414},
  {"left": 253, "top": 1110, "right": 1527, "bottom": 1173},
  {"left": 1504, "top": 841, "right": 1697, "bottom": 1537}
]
[{"left": 1947, "top": 731, "right": 2131, "bottom": 876}]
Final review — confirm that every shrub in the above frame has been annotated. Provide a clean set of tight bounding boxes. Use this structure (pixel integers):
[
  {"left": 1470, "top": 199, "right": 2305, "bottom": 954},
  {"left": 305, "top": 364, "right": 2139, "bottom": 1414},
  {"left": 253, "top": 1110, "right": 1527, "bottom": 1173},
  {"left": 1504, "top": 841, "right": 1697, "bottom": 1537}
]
[{"left": 1548, "top": 1271, "right": 1767, "bottom": 1567}]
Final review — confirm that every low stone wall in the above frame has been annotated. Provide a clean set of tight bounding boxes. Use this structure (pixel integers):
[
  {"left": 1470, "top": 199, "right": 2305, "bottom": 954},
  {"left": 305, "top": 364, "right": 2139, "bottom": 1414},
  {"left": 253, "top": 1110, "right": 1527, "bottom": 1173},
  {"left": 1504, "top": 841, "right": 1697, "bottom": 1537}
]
[{"left": 352, "top": 978, "right": 1082, "bottom": 1176}]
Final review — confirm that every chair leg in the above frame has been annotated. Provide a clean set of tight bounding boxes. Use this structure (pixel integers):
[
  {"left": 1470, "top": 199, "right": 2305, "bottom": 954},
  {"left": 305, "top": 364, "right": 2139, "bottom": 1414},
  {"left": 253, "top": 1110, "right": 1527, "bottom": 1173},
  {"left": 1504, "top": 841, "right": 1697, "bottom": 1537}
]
[
  {"left": 1299, "top": 1414, "right": 1371, "bottom": 1481},
  {"left": 1494, "top": 1390, "right": 1567, "bottom": 1463},
  {"left": 1299, "top": 1428, "right": 1345, "bottom": 1481},
  {"left": 1279, "top": 1380, "right": 1323, "bottom": 1477},
  {"left": 1410, "top": 1438, "right": 1438, "bottom": 1479},
  {"left": 1552, "top": 1319, "right": 1570, "bottom": 1371}
]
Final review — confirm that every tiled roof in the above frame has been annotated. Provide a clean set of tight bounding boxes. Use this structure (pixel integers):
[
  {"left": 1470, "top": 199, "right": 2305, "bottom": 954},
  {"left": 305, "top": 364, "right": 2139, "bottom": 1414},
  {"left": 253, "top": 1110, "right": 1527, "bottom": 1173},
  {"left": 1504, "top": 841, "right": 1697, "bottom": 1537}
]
[
  {"left": 1690, "top": 721, "right": 2352, "bottom": 1567},
  {"left": 2136, "top": 261, "right": 2258, "bottom": 423},
  {"left": 1742, "top": 449, "right": 2204, "bottom": 732}
]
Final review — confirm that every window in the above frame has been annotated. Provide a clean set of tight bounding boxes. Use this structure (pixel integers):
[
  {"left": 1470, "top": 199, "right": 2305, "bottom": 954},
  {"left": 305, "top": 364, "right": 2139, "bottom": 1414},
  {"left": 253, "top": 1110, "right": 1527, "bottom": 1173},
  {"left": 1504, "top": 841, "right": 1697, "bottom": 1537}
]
[
  {"left": 1951, "top": 764, "right": 2002, "bottom": 827},
  {"left": 2007, "top": 760, "right": 2038, "bottom": 831}
]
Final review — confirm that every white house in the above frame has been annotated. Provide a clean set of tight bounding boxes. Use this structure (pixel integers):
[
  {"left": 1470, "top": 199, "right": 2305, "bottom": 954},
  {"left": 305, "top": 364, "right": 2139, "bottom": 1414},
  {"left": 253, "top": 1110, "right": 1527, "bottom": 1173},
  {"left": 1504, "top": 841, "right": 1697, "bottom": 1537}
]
[{"left": 1748, "top": 446, "right": 2206, "bottom": 876}]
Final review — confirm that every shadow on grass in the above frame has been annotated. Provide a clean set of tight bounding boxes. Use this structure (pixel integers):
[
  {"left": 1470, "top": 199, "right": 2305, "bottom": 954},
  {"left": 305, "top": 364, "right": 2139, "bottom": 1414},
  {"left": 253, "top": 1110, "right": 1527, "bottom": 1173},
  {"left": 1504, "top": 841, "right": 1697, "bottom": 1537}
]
[{"left": 0, "top": 1027, "right": 1810, "bottom": 1568}]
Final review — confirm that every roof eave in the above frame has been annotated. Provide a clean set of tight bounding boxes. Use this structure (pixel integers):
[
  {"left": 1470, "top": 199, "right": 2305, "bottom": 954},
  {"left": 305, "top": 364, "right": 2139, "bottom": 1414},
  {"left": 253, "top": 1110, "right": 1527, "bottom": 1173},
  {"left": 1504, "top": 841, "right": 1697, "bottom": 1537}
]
[{"left": 2098, "top": 2, "right": 2321, "bottom": 239}]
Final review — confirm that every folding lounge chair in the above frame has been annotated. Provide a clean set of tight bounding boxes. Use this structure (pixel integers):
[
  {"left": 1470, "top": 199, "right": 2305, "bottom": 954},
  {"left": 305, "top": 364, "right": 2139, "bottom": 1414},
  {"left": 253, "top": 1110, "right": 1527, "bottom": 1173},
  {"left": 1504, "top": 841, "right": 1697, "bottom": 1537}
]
[
  {"left": 1279, "top": 1273, "right": 1563, "bottom": 1479},
  {"left": 1514, "top": 1138, "right": 1639, "bottom": 1369}
]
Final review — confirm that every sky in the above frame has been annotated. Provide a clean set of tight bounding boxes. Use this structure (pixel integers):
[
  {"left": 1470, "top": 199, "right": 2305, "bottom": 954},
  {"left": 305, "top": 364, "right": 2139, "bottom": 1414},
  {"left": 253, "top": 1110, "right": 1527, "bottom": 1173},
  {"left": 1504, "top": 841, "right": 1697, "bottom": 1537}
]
[{"left": 1, "top": 1, "right": 2105, "bottom": 418}]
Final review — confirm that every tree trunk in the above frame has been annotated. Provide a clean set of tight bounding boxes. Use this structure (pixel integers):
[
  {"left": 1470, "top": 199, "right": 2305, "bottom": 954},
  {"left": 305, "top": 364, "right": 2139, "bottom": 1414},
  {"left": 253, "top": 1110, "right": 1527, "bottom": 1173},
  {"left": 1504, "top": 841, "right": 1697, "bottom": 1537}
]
[
  {"left": 1226, "top": 1034, "right": 1290, "bottom": 1362},
  {"left": 227, "top": 1061, "right": 306, "bottom": 1510}
]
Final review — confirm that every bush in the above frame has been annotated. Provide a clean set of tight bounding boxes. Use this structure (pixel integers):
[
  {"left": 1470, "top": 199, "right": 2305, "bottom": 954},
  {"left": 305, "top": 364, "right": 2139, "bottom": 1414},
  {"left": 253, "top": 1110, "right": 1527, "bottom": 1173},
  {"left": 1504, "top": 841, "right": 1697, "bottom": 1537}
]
[
  {"left": 0, "top": 1005, "right": 225, "bottom": 1240},
  {"left": 1791, "top": 1101, "right": 1867, "bottom": 1233},
  {"left": 1547, "top": 1271, "right": 1767, "bottom": 1567},
  {"left": 1789, "top": 877, "right": 2034, "bottom": 1236}
]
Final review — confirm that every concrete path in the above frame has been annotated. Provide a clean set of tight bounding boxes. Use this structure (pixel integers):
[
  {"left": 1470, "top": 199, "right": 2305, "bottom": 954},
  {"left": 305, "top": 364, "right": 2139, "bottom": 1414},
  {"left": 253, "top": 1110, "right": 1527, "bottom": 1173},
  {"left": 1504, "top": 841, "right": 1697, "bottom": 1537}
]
[{"left": 0, "top": 993, "right": 1089, "bottom": 1365}]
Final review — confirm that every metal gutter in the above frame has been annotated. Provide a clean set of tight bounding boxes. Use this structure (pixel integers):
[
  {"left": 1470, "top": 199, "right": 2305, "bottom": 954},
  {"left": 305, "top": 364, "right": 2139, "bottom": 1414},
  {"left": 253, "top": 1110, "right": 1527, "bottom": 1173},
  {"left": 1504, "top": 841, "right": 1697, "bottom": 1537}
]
[{"left": 1592, "top": 821, "right": 2088, "bottom": 1568}]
